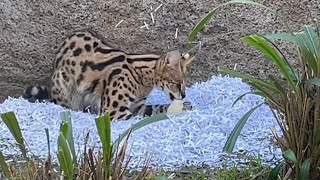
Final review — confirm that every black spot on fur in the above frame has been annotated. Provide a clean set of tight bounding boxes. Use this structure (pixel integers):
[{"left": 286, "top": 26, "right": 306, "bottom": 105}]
[
  {"left": 118, "top": 94, "right": 123, "bottom": 100},
  {"left": 112, "top": 81, "right": 117, "bottom": 87},
  {"left": 127, "top": 57, "right": 159, "bottom": 64},
  {"left": 112, "top": 101, "right": 118, "bottom": 108},
  {"left": 69, "top": 42, "right": 76, "bottom": 50},
  {"left": 66, "top": 59, "right": 70, "bottom": 65},
  {"left": 63, "top": 47, "right": 69, "bottom": 54},
  {"left": 94, "top": 47, "right": 122, "bottom": 54},
  {"left": 71, "top": 61, "right": 76, "bottom": 66},
  {"left": 107, "top": 97, "right": 110, "bottom": 107},
  {"left": 84, "top": 36, "right": 91, "bottom": 41},
  {"left": 93, "top": 42, "right": 99, "bottom": 48},
  {"left": 73, "top": 48, "right": 82, "bottom": 56},
  {"left": 84, "top": 44, "right": 91, "bottom": 52},
  {"left": 118, "top": 114, "right": 127, "bottom": 120},
  {"left": 108, "top": 69, "right": 122, "bottom": 84},
  {"left": 119, "top": 106, "right": 127, "bottom": 112},
  {"left": 118, "top": 77, "right": 124, "bottom": 81},
  {"left": 77, "top": 74, "right": 84, "bottom": 85},
  {"left": 55, "top": 56, "right": 62, "bottom": 68},
  {"left": 76, "top": 33, "right": 85, "bottom": 37},
  {"left": 110, "top": 111, "right": 116, "bottom": 117},
  {"left": 112, "top": 90, "right": 117, "bottom": 96},
  {"left": 62, "top": 72, "right": 69, "bottom": 82},
  {"left": 81, "top": 56, "right": 125, "bottom": 72},
  {"left": 89, "top": 79, "right": 100, "bottom": 93}
]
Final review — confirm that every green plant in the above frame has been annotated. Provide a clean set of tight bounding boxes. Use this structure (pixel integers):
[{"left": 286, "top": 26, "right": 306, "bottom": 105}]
[
  {"left": 0, "top": 111, "right": 170, "bottom": 179},
  {"left": 189, "top": 0, "right": 320, "bottom": 179},
  {"left": 215, "top": 154, "right": 274, "bottom": 180}
]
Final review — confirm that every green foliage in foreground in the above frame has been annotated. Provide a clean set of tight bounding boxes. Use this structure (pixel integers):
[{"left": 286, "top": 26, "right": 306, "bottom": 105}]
[
  {"left": 189, "top": 0, "right": 320, "bottom": 179},
  {"left": 0, "top": 111, "right": 169, "bottom": 180}
]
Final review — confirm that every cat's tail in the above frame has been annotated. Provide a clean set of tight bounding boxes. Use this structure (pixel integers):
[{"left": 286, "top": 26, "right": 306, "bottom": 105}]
[{"left": 22, "top": 85, "right": 51, "bottom": 103}]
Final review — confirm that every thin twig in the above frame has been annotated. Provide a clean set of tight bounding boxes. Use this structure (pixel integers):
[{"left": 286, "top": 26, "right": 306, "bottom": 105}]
[
  {"left": 115, "top": 20, "right": 124, "bottom": 28},
  {"left": 154, "top": 4, "right": 163, "bottom": 12}
]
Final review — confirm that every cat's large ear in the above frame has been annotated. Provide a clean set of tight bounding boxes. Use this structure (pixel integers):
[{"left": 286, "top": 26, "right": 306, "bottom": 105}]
[
  {"left": 155, "top": 50, "right": 181, "bottom": 74},
  {"left": 165, "top": 50, "right": 182, "bottom": 66}
]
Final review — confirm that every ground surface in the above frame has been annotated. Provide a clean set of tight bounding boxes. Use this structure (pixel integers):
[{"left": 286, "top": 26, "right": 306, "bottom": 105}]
[{"left": 0, "top": 0, "right": 319, "bottom": 102}]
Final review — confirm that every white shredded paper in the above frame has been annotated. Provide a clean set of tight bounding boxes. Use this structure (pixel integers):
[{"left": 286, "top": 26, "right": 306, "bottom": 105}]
[{"left": 0, "top": 75, "right": 283, "bottom": 171}]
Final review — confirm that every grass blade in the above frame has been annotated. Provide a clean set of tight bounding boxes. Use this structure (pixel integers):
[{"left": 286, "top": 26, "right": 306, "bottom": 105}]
[
  {"left": 60, "top": 111, "right": 77, "bottom": 166},
  {"left": 218, "top": 67, "right": 282, "bottom": 94},
  {"left": 266, "top": 31, "right": 318, "bottom": 75},
  {"left": 232, "top": 91, "right": 265, "bottom": 107},
  {"left": 283, "top": 149, "right": 297, "bottom": 164},
  {"left": 299, "top": 159, "right": 311, "bottom": 180},
  {"left": 0, "top": 112, "right": 28, "bottom": 160},
  {"left": 57, "top": 130, "right": 74, "bottom": 180},
  {"left": 0, "top": 151, "right": 12, "bottom": 179},
  {"left": 241, "top": 35, "right": 298, "bottom": 94},
  {"left": 268, "top": 161, "right": 283, "bottom": 180},
  {"left": 188, "top": 0, "right": 288, "bottom": 42},
  {"left": 95, "top": 113, "right": 112, "bottom": 179},
  {"left": 112, "top": 113, "right": 168, "bottom": 152},
  {"left": 223, "top": 103, "right": 263, "bottom": 153}
]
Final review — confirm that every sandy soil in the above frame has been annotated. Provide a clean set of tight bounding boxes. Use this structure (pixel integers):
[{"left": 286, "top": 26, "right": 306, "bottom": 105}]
[{"left": 0, "top": 0, "right": 319, "bottom": 102}]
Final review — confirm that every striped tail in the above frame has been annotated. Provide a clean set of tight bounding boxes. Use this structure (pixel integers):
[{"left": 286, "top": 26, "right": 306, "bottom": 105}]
[{"left": 23, "top": 85, "right": 51, "bottom": 103}]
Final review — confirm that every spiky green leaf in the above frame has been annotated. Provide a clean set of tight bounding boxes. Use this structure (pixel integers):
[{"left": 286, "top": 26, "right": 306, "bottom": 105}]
[
  {"left": 268, "top": 161, "right": 283, "bottom": 180},
  {"left": 223, "top": 103, "right": 264, "bottom": 153},
  {"left": 60, "top": 111, "right": 77, "bottom": 165},
  {"left": 218, "top": 67, "right": 282, "bottom": 94},
  {"left": 283, "top": 149, "right": 297, "bottom": 164},
  {"left": 57, "top": 131, "right": 74, "bottom": 180},
  {"left": 113, "top": 113, "right": 168, "bottom": 152},
  {"left": 0, "top": 150, "right": 12, "bottom": 179},
  {"left": 0, "top": 112, "right": 28, "bottom": 160},
  {"left": 299, "top": 159, "right": 311, "bottom": 180},
  {"left": 241, "top": 35, "right": 299, "bottom": 94},
  {"left": 95, "top": 113, "right": 112, "bottom": 178},
  {"left": 188, "top": 0, "right": 283, "bottom": 42}
]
